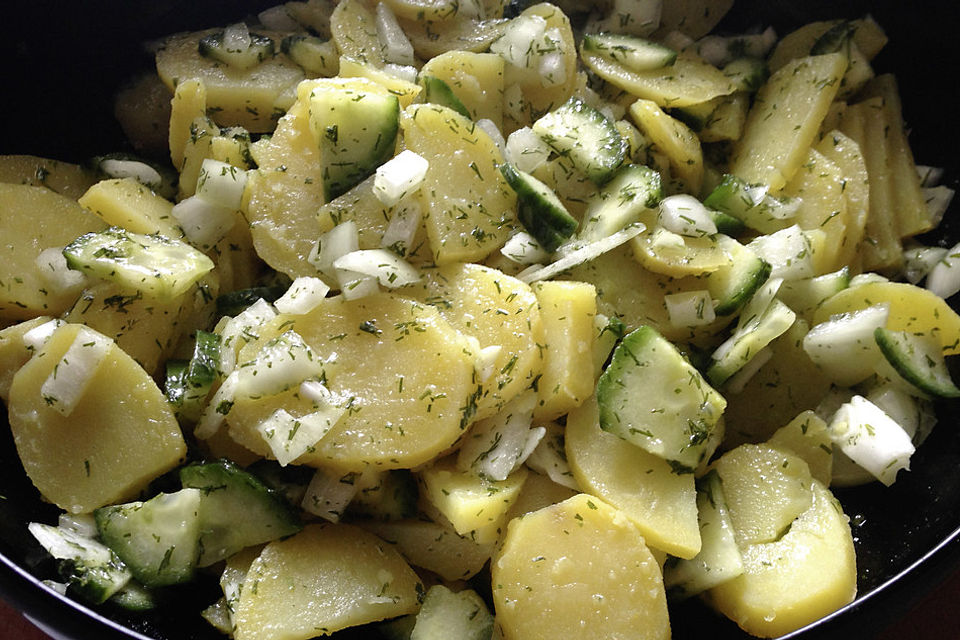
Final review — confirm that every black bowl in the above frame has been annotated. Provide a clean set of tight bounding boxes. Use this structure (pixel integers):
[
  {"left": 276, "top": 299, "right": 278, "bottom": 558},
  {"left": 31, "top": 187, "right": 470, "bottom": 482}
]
[{"left": 2, "top": 1, "right": 959, "bottom": 639}]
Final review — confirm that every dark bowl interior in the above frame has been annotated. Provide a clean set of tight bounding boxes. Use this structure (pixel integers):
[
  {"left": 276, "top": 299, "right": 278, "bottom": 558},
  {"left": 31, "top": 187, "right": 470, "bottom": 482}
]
[{"left": 2, "top": 1, "right": 960, "bottom": 639}]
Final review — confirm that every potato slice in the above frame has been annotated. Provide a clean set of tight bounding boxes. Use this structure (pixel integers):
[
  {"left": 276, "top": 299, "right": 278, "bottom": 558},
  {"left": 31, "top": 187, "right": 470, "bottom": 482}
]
[
  {"left": 706, "top": 480, "right": 857, "bottom": 638},
  {"left": 813, "top": 281, "right": 960, "bottom": 355},
  {"left": 767, "top": 410, "right": 833, "bottom": 486},
  {"left": 0, "top": 184, "right": 106, "bottom": 321},
  {"left": 78, "top": 178, "right": 182, "bottom": 239},
  {"left": 8, "top": 323, "right": 186, "bottom": 513},
  {"left": 361, "top": 518, "right": 494, "bottom": 581},
  {"left": 0, "top": 154, "right": 96, "bottom": 200},
  {"left": 401, "top": 103, "right": 516, "bottom": 265},
  {"left": 782, "top": 148, "right": 849, "bottom": 274},
  {"left": 405, "top": 263, "right": 542, "bottom": 420},
  {"left": 565, "top": 396, "right": 700, "bottom": 559},
  {"left": 234, "top": 523, "right": 422, "bottom": 640},
  {"left": 492, "top": 494, "right": 669, "bottom": 640},
  {"left": 421, "top": 51, "right": 505, "bottom": 129},
  {"left": 227, "top": 292, "right": 480, "bottom": 470}
]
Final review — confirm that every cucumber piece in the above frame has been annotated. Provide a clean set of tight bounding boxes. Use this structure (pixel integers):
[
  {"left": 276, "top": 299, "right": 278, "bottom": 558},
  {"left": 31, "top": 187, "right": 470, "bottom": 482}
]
[
  {"left": 410, "top": 585, "right": 494, "bottom": 640},
  {"left": 579, "top": 163, "right": 663, "bottom": 242},
  {"left": 702, "top": 174, "right": 788, "bottom": 234},
  {"left": 777, "top": 267, "right": 851, "bottom": 318},
  {"left": 179, "top": 459, "right": 302, "bottom": 567},
  {"left": 875, "top": 327, "right": 960, "bottom": 398},
  {"left": 722, "top": 57, "right": 769, "bottom": 93},
  {"left": 215, "top": 282, "right": 289, "bottom": 316},
  {"left": 581, "top": 32, "right": 677, "bottom": 72},
  {"left": 176, "top": 331, "right": 223, "bottom": 422},
  {"left": 109, "top": 581, "right": 158, "bottom": 611},
  {"left": 670, "top": 99, "right": 718, "bottom": 132},
  {"left": 28, "top": 522, "right": 132, "bottom": 605},
  {"left": 94, "top": 489, "right": 203, "bottom": 588},
  {"left": 597, "top": 325, "right": 726, "bottom": 472},
  {"left": 663, "top": 470, "right": 744, "bottom": 600},
  {"left": 307, "top": 83, "right": 400, "bottom": 200},
  {"left": 62, "top": 226, "right": 215, "bottom": 300},
  {"left": 707, "top": 298, "right": 796, "bottom": 387},
  {"left": 709, "top": 209, "right": 746, "bottom": 237},
  {"left": 163, "top": 359, "right": 189, "bottom": 409},
  {"left": 803, "top": 303, "right": 889, "bottom": 387},
  {"left": 198, "top": 24, "right": 275, "bottom": 70},
  {"left": 420, "top": 75, "right": 471, "bottom": 119},
  {"left": 280, "top": 35, "right": 338, "bottom": 76},
  {"left": 532, "top": 97, "right": 628, "bottom": 185},
  {"left": 500, "top": 162, "right": 577, "bottom": 252},
  {"left": 702, "top": 235, "right": 771, "bottom": 316},
  {"left": 349, "top": 469, "right": 419, "bottom": 521}
]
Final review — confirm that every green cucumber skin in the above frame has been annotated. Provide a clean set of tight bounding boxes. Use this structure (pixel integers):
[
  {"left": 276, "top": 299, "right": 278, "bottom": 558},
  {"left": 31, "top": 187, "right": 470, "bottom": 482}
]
[
  {"left": 532, "top": 97, "right": 628, "bottom": 185},
  {"left": 500, "top": 162, "right": 577, "bottom": 252},
  {"left": 421, "top": 75, "right": 472, "bottom": 119},
  {"left": 874, "top": 328, "right": 960, "bottom": 398}
]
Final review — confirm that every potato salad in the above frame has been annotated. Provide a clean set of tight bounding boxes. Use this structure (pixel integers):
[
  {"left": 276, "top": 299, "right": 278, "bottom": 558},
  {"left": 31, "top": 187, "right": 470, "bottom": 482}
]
[{"left": 1, "top": 0, "right": 958, "bottom": 638}]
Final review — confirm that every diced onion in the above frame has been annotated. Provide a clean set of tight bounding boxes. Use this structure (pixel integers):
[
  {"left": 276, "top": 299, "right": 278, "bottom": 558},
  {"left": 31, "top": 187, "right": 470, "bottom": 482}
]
[
  {"left": 40, "top": 327, "right": 112, "bottom": 417},
  {"left": 194, "top": 371, "right": 240, "bottom": 440},
  {"left": 475, "top": 118, "right": 505, "bottom": 154},
  {"left": 373, "top": 150, "right": 430, "bottom": 207},
  {"left": 99, "top": 159, "right": 163, "bottom": 191},
  {"left": 658, "top": 194, "right": 717, "bottom": 237},
  {"left": 236, "top": 330, "right": 326, "bottom": 398},
  {"left": 333, "top": 249, "right": 421, "bottom": 287},
  {"left": 802, "top": 303, "right": 889, "bottom": 387},
  {"left": 382, "top": 63, "right": 418, "bottom": 83},
  {"left": 257, "top": 5, "right": 300, "bottom": 30},
  {"left": 376, "top": 2, "right": 415, "bottom": 66},
  {"left": 257, "top": 401, "right": 344, "bottom": 467},
  {"left": 525, "top": 422, "right": 580, "bottom": 490},
  {"left": 456, "top": 392, "right": 541, "bottom": 481},
  {"left": 380, "top": 196, "right": 422, "bottom": 257},
  {"left": 36, "top": 247, "right": 86, "bottom": 295},
  {"left": 274, "top": 276, "right": 331, "bottom": 315},
  {"left": 747, "top": 225, "right": 814, "bottom": 280},
  {"left": 519, "top": 222, "right": 646, "bottom": 283},
  {"left": 665, "top": 290, "right": 716, "bottom": 327},
  {"left": 301, "top": 468, "right": 360, "bottom": 522},
  {"left": 308, "top": 221, "right": 359, "bottom": 280},
  {"left": 505, "top": 127, "right": 551, "bottom": 174},
  {"left": 829, "top": 395, "right": 915, "bottom": 486},
  {"left": 501, "top": 231, "right": 550, "bottom": 265},
  {"left": 22, "top": 318, "right": 65, "bottom": 352},
  {"left": 490, "top": 14, "right": 547, "bottom": 68},
  {"left": 171, "top": 195, "right": 237, "bottom": 250},
  {"left": 924, "top": 240, "right": 960, "bottom": 299},
  {"left": 924, "top": 186, "right": 954, "bottom": 228},
  {"left": 195, "top": 159, "right": 248, "bottom": 211},
  {"left": 902, "top": 244, "right": 947, "bottom": 284},
  {"left": 723, "top": 346, "right": 773, "bottom": 394}
]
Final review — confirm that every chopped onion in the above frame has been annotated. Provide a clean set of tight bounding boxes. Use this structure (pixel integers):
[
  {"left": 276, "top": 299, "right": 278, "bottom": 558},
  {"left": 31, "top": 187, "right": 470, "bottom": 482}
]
[
  {"left": 194, "top": 371, "right": 239, "bottom": 440},
  {"left": 339, "top": 272, "right": 380, "bottom": 300},
  {"left": 747, "top": 225, "right": 814, "bottom": 280},
  {"left": 308, "top": 220, "right": 359, "bottom": 280},
  {"left": 22, "top": 318, "right": 64, "bottom": 352},
  {"left": 924, "top": 240, "right": 960, "bottom": 299},
  {"left": 525, "top": 422, "right": 580, "bottom": 490},
  {"left": 195, "top": 159, "right": 248, "bottom": 211},
  {"left": 505, "top": 126, "right": 551, "bottom": 174},
  {"left": 333, "top": 249, "right": 421, "bottom": 287},
  {"left": 373, "top": 150, "right": 430, "bottom": 207},
  {"left": 475, "top": 118, "right": 505, "bottom": 153},
  {"left": 829, "top": 395, "right": 915, "bottom": 486},
  {"left": 501, "top": 231, "right": 550, "bottom": 265},
  {"left": 223, "top": 22, "right": 252, "bottom": 53},
  {"left": 301, "top": 468, "right": 360, "bottom": 522},
  {"left": 456, "top": 392, "right": 541, "bottom": 481},
  {"left": 658, "top": 194, "right": 717, "bottom": 237},
  {"left": 236, "top": 330, "right": 325, "bottom": 398},
  {"left": 490, "top": 14, "right": 547, "bottom": 68},
  {"left": 40, "top": 327, "right": 112, "bottom": 417},
  {"left": 273, "top": 276, "right": 331, "bottom": 315},
  {"left": 257, "top": 5, "right": 300, "bottom": 30},
  {"left": 519, "top": 222, "right": 646, "bottom": 283},
  {"left": 665, "top": 290, "right": 716, "bottom": 327},
  {"left": 36, "top": 247, "right": 86, "bottom": 295},
  {"left": 382, "top": 63, "right": 418, "bottom": 83},
  {"left": 375, "top": 2, "right": 415, "bottom": 66},
  {"left": 218, "top": 298, "right": 277, "bottom": 374},
  {"left": 902, "top": 244, "right": 947, "bottom": 284},
  {"left": 171, "top": 195, "right": 237, "bottom": 250},
  {"left": 257, "top": 401, "right": 344, "bottom": 467},
  {"left": 924, "top": 185, "right": 954, "bottom": 228},
  {"left": 380, "top": 196, "right": 422, "bottom": 257},
  {"left": 723, "top": 346, "right": 773, "bottom": 394},
  {"left": 98, "top": 159, "right": 163, "bottom": 191},
  {"left": 802, "top": 303, "right": 889, "bottom": 387}
]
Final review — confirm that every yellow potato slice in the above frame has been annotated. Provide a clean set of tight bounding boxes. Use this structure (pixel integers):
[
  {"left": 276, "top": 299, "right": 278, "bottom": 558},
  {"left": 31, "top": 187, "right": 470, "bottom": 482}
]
[
  {"left": 401, "top": 103, "right": 517, "bottom": 265},
  {"left": 234, "top": 523, "right": 422, "bottom": 640},
  {"left": 0, "top": 155, "right": 96, "bottom": 200},
  {"left": 361, "top": 518, "right": 494, "bottom": 581},
  {"left": 78, "top": 178, "right": 182, "bottom": 239},
  {"left": 707, "top": 481, "right": 856, "bottom": 638},
  {"left": 565, "top": 396, "right": 700, "bottom": 559},
  {"left": 421, "top": 51, "right": 505, "bottom": 129},
  {"left": 493, "top": 494, "right": 670, "bottom": 640},
  {"left": 8, "top": 323, "right": 185, "bottom": 513},
  {"left": 813, "top": 281, "right": 960, "bottom": 355},
  {"left": 228, "top": 292, "right": 480, "bottom": 470},
  {"left": 405, "top": 263, "right": 543, "bottom": 419},
  {"left": 0, "top": 183, "right": 106, "bottom": 321}
]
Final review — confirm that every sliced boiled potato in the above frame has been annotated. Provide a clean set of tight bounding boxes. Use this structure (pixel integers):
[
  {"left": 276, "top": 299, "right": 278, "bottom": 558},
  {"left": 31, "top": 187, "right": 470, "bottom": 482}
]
[
  {"left": 8, "top": 323, "right": 186, "bottom": 513},
  {"left": 0, "top": 154, "right": 96, "bottom": 200},
  {"left": 493, "top": 494, "right": 669, "bottom": 640},
  {"left": 401, "top": 103, "right": 517, "bottom": 265},
  {"left": 78, "top": 178, "right": 182, "bottom": 239},
  {"left": 729, "top": 53, "right": 846, "bottom": 192},
  {"left": 629, "top": 98, "right": 703, "bottom": 195},
  {"left": 234, "top": 523, "right": 422, "bottom": 640},
  {"left": 329, "top": 0, "right": 384, "bottom": 66},
  {"left": 228, "top": 292, "right": 480, "bottom": 470},
  {"left": 244, "top": 98, "right": 327, "bottom": 279},
  {"left": 706, "top": 480, "right": 856, "bottom": 638},
  {"left": 156, "top": 29, "right": 304, "bottom": 133},
  {"left": 421, "top": 51, "right": 506, "bottom": 129},
  {"left": 502, "top": 468, "right": 577, "bottom": 523},
  {"left": 767, "top": 410, "right": 833, "bottom": 486},
  {"left": 565, "top": 396, "right": 700, "bottom": 559},
  {"left": 0, "top": 184, "right": 106, "bottom": 321},
  {"left": 362, "top": 518, "right": 494, "bottom": 581},
  {"left": 782, "top": 148, "right": 849, "bottom": 274},
  {"left": 815, "top": 130, "right": 869, "bottom": 271},
  {"left": 405, "top": 262, "right": 542, "bottom": 420},
  {"left": 813, "top": 281, "right": 960, "bottom": 355},
  {"left": 712, "top": 443, "right": 813, "bottom": 547}
]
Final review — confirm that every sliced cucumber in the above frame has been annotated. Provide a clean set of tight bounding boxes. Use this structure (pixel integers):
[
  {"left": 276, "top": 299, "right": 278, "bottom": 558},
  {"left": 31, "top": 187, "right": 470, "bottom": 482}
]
[
  {"left": 707, "top": 298, "right": 796, "bottom": 387},
  {"left": 581, "top": 32, "right": 677, "bottom": 72},
  {"left": 702, "top": 174, "right": 789, "bottom": 234},
  {"left": 281, "top": 35, "right": 338, "bottom": 76},
  {"left": 63, "top": 226, "right": 215, "bottom": 300},
  {"left": 109, "top": 581, "right": 158, "bottom": 611},
  {"left": 179, "top": 459, "right": 302, "bottom": 567},
  {"left": 215, "top": 283, "right": 289, "bottom": 317},
  {"left": 28, "top": 522, "right": 131, "bottom": 605},
  {"left": 663, "top": 470, "right": 744, "bottom": 600},
  {"left": 701, "top": 235, "right": 771, "bottom": 316},
  {"left": 307, "top": 83, "right": 400, "bottom": 200},
  {"left": 722, "top": 57, "right": 769, "bottom": 93},
  {"left": 348, "top": 469, "right": 419, "bottom": 521},
  {"left": 777, "top": 267, "right": 851, "bottom": 318},
  {"left": 802, "top": 303, "right": 889, "bottom": 387},
  {"left": 579, "top": 163, "right": 662, "bottom": 243},
  {"left": 171, "top": 331, "right": 222, "bottom": 422},
  {"left": 709, "top": 209, "right": 746, "bottom": 237},
  {"left": 532, "top": 97, "right": 628, "bottom": 185},
  {"left": 420, "top": 75, "right": 471, "bottom": 119},
  {"left": 164, "top": 359, "right": 189, "bottom": 410},
  {"left": 198, "top": 24, "right": 275, "bottom": 70},
  {"left": 500, "top": 162, "right": 577, "bottom": 252},
  {"left": 95, "top": 489, "right": 203, "bottom": 588},
  {"left": 597, "top": 325, "right": 726, "bottom": 472},
  {"left": 875, "top": 327, "right": 960, "bottom": 398}
]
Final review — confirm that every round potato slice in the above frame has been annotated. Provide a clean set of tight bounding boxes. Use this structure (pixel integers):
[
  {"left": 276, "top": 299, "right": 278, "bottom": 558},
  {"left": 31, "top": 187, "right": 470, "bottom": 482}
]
[
  {"left": 492, "top": 494, "right": 669, "bottom": 640},
  {"left": 8, "top": 323, "right": 185, "bottom": 513},
  {"left": 234, "top": 523, "right": 422, "bottom": 640}
]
